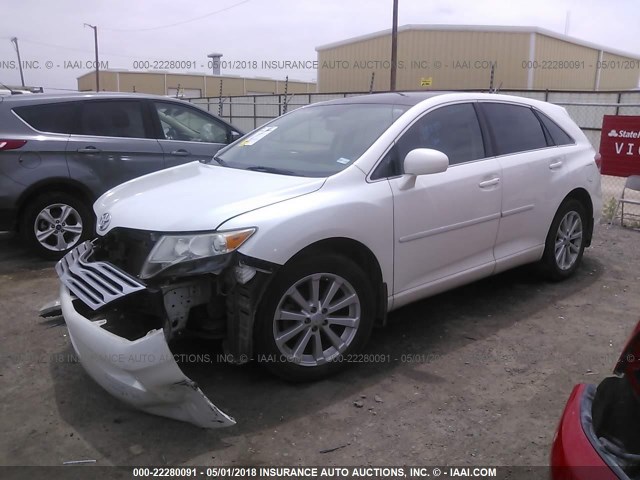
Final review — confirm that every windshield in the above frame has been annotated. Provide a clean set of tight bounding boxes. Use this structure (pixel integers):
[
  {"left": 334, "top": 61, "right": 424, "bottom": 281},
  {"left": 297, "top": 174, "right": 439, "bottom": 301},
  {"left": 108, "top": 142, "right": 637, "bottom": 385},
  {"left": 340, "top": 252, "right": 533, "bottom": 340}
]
[{"left": 216, "top": 103, "right": 409, "bottom": 177}]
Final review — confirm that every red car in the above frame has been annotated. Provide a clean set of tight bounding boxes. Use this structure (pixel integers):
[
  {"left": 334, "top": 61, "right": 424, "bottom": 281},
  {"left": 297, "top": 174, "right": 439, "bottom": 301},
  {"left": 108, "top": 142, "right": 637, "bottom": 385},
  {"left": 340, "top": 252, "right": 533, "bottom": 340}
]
[{"left": 551, "top": 320, "right": 640, "bottom": 479}]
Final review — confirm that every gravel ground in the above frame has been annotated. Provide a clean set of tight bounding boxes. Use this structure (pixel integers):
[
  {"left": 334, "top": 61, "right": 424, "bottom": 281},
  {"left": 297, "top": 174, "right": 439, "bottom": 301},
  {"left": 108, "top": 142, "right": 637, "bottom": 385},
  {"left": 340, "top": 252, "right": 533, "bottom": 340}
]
[{"left": 1, "top": 224, "right": 639, "bottom": 469}]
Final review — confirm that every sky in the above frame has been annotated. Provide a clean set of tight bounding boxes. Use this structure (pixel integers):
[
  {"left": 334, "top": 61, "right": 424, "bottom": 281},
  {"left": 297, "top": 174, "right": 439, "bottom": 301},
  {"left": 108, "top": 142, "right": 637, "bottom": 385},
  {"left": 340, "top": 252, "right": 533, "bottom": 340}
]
[{"left": 1, "top": 0, "right": 639, "bottom": 91}]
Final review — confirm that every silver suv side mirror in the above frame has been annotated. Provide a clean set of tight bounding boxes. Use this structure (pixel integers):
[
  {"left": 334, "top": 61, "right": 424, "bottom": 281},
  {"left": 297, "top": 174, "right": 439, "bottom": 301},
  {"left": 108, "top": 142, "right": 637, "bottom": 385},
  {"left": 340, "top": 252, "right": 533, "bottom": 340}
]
[{"left": 228, "top": 130, "right": 242, "bottom": 143}]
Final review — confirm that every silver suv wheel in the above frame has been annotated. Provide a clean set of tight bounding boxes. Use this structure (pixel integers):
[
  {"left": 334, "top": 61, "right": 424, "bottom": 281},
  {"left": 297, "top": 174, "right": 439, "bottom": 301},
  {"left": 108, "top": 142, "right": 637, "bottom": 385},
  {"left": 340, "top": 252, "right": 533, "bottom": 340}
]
[
  {"left": 23, "top": 192, "right": 93, "bottom": 260},
  {"left": 34, "top": 203, "right": 83, "bottom": 252},
  {"left": 273, "top": 273, "right": 361, "bottom": 367}
]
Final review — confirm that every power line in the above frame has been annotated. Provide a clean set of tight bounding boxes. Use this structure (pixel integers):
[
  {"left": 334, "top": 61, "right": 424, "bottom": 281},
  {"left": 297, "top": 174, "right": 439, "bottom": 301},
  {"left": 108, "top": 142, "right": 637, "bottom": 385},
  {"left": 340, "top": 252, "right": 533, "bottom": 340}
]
[
  {"left": 12, "top": 38, "right": 170, "bottom": 61},
  {"left": 17, "top": 38, "right": 107, "bottom": 55},
  {"left": 100, "top": 0, "right": 252, "bottom": 32},
  {"left": 2, "top": 1, "right": 253, "bottom": 60}
]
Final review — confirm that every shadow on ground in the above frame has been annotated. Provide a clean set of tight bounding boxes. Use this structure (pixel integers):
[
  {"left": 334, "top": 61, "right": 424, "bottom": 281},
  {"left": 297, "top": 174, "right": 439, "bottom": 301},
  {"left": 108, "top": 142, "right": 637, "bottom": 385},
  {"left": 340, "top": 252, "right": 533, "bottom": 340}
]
[{"left": 0, "top": 232, "right": 54, "bottom": 275}]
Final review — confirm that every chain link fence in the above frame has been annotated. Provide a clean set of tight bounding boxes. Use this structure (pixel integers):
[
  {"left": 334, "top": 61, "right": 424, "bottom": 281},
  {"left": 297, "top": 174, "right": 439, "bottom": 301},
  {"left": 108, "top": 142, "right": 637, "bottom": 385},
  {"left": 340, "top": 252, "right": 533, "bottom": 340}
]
[
  {"left": 189, "top": 92, "right": 367, "bottom": 132},
  {"left": 189, "top": 90, "right": 640, "bottom": 221}
]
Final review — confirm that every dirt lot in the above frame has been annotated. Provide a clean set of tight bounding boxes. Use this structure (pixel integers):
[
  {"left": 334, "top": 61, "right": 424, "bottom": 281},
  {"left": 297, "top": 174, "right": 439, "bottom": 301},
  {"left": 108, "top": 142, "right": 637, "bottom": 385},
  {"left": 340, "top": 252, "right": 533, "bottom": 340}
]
[{"left": 1, "top": 224, "right": 639, "bottom": 469}]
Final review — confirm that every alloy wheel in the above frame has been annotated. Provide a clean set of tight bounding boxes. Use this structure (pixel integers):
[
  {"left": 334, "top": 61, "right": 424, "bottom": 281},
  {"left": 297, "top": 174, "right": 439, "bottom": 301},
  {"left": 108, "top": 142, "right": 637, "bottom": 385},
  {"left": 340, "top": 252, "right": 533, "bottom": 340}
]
[
  {"left": 554, "top": 211, "right": 583, "bottom": 271},
  {"left": 272, "top": 273, "right": 361, "bottom": 367},
  {"left": 34, "top": 203, "right": 83, "bottom": 252}
]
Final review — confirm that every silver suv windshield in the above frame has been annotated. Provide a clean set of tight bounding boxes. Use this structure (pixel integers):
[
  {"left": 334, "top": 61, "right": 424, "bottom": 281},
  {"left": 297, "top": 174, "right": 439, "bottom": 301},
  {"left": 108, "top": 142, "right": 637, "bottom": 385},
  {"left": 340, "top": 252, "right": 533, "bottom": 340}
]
[{"left": 215, "top": 103, "right": 409, "bottom": 177}]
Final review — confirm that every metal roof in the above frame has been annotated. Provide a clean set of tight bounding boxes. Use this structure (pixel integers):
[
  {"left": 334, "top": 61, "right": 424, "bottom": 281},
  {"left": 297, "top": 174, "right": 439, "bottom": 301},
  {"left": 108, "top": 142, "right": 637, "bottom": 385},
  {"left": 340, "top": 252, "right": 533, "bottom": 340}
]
[{"left": 315, "top": 24, "right": 640, "bottom": 61}]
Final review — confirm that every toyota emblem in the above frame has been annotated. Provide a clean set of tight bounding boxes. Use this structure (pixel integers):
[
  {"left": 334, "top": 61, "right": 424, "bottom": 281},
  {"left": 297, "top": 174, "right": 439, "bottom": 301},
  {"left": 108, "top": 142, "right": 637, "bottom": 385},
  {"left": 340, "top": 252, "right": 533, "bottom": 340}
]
[{"left": 97, "top": 212, "right": 111, "bottom": 232}]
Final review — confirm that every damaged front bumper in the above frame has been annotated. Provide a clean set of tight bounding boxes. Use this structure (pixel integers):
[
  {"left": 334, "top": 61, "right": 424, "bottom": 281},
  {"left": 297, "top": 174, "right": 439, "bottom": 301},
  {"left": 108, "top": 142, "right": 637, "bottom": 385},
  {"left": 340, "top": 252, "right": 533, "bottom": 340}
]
[
  {"left": 56, "top": 241, "right": 237, "bottom": 429},
  {"left": 60, "top": 285, "right": 235, "bottom": 428}
]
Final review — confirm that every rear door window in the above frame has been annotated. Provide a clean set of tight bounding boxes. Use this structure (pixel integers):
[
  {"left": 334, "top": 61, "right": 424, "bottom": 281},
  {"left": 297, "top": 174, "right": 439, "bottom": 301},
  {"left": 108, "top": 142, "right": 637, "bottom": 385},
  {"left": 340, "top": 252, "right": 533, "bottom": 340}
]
[
  {"left": 480, "top": 103, "right": 548, "bottom": 155},
  {"left": 79, "top": 101, "right": 148, "bottom": 138},
  {"left": 13, "top": 102, "right": 79, "bottom": 134}
]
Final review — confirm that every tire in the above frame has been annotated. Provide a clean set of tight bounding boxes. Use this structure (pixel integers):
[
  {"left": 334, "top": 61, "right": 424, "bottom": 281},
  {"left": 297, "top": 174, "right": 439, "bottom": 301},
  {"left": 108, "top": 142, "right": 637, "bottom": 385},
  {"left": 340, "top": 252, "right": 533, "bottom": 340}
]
[
  {"left": 21, "top": 192, "right": 94, "bottom": 260},
  {"left": 540, "top": 198, "right": 587, "bottom": 281},
  {"left": 255, "top": 254, "right": 375, "bottom": 382}
]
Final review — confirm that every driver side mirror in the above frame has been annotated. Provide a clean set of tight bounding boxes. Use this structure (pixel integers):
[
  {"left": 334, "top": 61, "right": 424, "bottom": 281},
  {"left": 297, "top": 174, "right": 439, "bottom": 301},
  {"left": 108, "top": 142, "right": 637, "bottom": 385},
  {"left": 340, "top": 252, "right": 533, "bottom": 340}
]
[
  {"left": 399, "top": 148, "right": 449, "bottom": 190},
  {"left": 404, "top": 148, "right": 449, "bottom": 176},
  {"left": 228, "top": 130, "right": 242, "bottom": 144}
]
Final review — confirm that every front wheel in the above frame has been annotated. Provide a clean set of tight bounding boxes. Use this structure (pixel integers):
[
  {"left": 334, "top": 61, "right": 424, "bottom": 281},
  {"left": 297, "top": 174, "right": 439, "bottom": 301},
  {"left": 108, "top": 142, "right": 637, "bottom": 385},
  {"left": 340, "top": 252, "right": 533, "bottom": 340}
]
[
  {"left": 255, "top": 254, "right": 375, "bottom": 382},
  {"left": 540, "top": 198, "right": 587, "bottom": 281}
]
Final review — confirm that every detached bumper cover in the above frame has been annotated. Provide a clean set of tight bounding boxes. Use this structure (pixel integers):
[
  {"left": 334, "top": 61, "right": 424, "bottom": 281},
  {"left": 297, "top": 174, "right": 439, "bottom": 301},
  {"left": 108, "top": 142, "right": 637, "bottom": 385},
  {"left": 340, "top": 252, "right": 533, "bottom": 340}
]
[{"left": 60, "top": 284, "right": 235, "bottom": 428}]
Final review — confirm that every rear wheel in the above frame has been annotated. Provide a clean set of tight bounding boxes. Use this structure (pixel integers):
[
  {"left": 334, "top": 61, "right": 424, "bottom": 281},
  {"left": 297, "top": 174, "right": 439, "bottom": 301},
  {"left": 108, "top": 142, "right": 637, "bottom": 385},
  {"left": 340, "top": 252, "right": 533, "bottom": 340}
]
[
  {"left": 540, "top": 198, "right": 587, "bottom": 281},
  {"left": 255, "top": 254, "right": 375, "bottom": 382},
  {"left": 22, "top": 192, "right": 93, "bottom": 260}
]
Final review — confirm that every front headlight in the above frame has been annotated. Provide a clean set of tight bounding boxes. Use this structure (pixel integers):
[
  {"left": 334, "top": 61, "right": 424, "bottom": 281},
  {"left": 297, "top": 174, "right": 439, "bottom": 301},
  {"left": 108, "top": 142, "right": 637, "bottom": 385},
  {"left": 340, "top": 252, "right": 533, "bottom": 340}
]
[{"left": 140, "top": 228, "right": 256, "bottom": 279}]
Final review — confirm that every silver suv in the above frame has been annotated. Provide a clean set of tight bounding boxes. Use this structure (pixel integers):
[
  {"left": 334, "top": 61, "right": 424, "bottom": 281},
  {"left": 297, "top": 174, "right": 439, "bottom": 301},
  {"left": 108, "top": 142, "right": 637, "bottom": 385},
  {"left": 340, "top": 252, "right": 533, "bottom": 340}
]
[{"left": 0, "top": 92, "right": 242, "bottom": 258}]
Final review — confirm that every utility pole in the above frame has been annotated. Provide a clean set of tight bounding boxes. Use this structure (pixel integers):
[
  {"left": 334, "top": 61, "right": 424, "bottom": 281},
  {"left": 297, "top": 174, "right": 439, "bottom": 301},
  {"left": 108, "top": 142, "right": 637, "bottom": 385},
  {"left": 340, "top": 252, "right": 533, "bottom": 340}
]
[
  {"left": 84, "top": 24, "right": 100, "bottom": 91},
  {"left": 390, "top": 0, "right": 399, "bottom": 91},
  {"left": 10, "top": 37, "right": 25, "bottom": 87}
]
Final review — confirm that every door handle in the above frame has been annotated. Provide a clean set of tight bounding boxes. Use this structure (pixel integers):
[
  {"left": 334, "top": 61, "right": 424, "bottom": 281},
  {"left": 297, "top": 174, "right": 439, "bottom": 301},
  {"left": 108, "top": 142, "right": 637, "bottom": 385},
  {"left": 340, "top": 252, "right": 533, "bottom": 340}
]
[
  {"left": 77, "top": 146, "right": 101, "bottom": 154},
  {"left": 170, "top": 149, "right": 190, "bottom": 156},
  {"left": 479, "top": 177, "right": 500, "bottom": 188},
  {"left": 549, "top": 160, "right": 563, "bottom": 170}
]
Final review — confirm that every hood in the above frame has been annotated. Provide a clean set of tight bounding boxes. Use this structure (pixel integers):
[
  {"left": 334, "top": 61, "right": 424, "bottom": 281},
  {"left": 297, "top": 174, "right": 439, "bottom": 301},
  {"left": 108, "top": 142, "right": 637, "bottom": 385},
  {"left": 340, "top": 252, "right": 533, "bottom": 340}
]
[{"left": 94, "top": 161, "right": 325, "bottom": 234}]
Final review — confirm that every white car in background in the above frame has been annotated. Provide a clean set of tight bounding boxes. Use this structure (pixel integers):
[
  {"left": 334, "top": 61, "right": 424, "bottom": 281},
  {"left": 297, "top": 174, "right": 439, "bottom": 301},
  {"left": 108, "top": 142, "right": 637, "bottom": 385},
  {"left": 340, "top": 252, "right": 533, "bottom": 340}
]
[{"left": 54, "top": 92, "right": 602, "bottom": 428}]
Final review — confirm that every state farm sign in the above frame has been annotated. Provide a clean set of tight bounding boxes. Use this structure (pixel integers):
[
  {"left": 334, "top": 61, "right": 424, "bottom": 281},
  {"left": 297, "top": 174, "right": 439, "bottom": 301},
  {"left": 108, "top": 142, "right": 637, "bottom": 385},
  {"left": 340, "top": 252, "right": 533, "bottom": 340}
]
[{"left": 600, "top": 115, "right": 640, "bottom": 177}]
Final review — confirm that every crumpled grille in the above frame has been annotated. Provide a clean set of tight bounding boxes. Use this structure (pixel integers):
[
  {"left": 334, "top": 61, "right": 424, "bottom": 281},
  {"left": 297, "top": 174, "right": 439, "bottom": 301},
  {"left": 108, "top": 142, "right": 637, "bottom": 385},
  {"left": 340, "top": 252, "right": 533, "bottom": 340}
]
[
  {"left": 92, "top": 227, "right": 157, "bottom": 278},
  {"left": 56, "top": 241, "right": 146, "bottom": 310}
]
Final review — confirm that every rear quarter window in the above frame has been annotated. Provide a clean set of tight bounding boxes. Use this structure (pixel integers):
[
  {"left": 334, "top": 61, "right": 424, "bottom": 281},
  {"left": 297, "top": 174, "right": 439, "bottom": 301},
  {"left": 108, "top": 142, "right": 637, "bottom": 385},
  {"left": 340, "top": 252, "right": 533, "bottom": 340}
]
[
  {"left": 481, "top": 103, "right": 548, "bottom": 155},
  {"left": 13, "top": 102, "right": 79, "bottom": 134},
  {"left": 535, "top": 110, "right": 575, "bottom": 146}
]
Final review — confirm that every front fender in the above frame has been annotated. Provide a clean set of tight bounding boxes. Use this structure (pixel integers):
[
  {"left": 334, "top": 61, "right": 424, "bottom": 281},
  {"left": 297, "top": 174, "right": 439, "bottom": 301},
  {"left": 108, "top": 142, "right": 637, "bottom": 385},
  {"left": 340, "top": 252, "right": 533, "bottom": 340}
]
[{"left": 220, "top": 170, "right": 394, "bottom": 290}]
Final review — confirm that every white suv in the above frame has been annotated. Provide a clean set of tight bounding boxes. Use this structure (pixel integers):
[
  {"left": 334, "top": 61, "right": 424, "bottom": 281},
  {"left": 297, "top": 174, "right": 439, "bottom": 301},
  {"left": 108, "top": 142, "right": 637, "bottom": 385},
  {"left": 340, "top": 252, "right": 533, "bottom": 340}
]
[{"left": 55, "top": 92, "right": 602, "bottom": 428}]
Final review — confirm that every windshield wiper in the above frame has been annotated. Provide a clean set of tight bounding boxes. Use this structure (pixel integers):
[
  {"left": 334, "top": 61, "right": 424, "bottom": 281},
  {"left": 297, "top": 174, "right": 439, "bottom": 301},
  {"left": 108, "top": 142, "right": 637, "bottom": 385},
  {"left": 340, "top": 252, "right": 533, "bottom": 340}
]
[
  {"left": 244, "top": 165, "right": 298, "bottom": 176},
  {"left": 204, "top": 155, "right": 227, "bottom": 166}
]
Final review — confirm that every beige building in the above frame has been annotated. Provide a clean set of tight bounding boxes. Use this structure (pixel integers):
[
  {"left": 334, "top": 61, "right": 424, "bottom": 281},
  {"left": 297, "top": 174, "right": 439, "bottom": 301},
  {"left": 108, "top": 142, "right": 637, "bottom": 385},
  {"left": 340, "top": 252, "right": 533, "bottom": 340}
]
[
  {"left": 77, "top": 70, "right": 316, "bottom": 97},
  {"left": 316, "top": 25, "right": 640, "bottom": 92}
]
